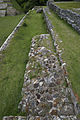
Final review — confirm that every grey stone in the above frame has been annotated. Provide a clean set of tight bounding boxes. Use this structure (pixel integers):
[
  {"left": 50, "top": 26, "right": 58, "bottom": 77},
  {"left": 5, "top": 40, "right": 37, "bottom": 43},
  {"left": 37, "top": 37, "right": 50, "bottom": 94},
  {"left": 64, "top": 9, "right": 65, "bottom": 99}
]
[
  {"left": 0, "top": 3, "right": 7, "bottom": 9},
  {"left": 47, "top": 1, "right": 80, "bottom": 34},
  {"left": 34, "top": 83, "right": 39, "bottom": 88},
  {"left": 0, "top": 10, "right": 6, "bottom": 17},
  {"left": 36, "top": 8, "right": 43, "bottom": 13},
  {"left": 60, "top": 103, "right": 74, "bottom": 115},
  {"left": 7, "top": 7, "right": 18, "bottom": 16}
]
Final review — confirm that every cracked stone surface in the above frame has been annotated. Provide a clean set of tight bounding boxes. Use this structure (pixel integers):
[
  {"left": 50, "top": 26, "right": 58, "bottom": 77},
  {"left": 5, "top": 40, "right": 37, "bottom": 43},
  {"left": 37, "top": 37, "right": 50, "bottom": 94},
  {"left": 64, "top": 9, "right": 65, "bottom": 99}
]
[{"left": 17, "top": 34, "right": 77, "bottom": 120}]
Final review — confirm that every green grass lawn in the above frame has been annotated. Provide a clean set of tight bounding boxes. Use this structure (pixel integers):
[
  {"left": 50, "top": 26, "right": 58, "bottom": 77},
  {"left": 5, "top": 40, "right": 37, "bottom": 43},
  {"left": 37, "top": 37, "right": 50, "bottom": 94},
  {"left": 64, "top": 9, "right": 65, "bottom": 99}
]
[
  {"left": 55, "top": 2, "right": 80, "bottom": 9},
  {"left": 0, "top": 15, "right": 24, "bottom": 47},
  {"left": 47, "top": 9, "right": 80, "bottom": 99},
  {"left": 0, "top": 10, "right": 47, "bottom": 120}
]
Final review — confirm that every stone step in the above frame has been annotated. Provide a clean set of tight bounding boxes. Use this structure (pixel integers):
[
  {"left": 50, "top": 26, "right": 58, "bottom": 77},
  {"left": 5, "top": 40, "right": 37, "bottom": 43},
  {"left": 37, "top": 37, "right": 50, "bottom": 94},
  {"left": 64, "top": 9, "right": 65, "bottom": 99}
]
[
  {"left": 0, "top": 10, "right": 6, "bottom": 16},
  {"left": 0, "top": 0, "right": 3, "bottom": 3},
  {"left": 0, "top": 3, "right": 7, "bottom": 9},
  {"left": 7, "top": 7, "right": 19, "bottom": 16}
]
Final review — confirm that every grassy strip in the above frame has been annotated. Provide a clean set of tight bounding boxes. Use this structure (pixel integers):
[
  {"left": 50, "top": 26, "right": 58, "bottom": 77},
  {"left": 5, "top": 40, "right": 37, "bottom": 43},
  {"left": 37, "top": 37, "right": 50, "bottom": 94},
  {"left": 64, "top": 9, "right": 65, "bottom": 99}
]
[
  {"left": 0, "top": 15, "right": 24, "bottom": 47},
  {"left": 47, "top": 9, "right": 80, "bottom": 98},
  {"left": 0, "top": 10, "right": 47, "bottom": 120},
  {"left": 55, "top": 2, "right": 80, "bottom": 9}
]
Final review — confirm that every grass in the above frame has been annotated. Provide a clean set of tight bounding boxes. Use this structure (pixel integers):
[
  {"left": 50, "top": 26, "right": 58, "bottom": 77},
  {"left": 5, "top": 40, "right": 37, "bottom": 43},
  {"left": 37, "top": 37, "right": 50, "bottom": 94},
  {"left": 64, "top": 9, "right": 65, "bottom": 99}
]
[
  {"left": 0, "top": 15, "right": 24, "bottom": 47},
  {"left": 47, "top": 9, "right": 80, "bottom": 98},
  {"left": 0, "top": 10, "right": 47, "bottom": 120},
  {"left": 55, "top": 2, "right": 80, "bottom": 9}
]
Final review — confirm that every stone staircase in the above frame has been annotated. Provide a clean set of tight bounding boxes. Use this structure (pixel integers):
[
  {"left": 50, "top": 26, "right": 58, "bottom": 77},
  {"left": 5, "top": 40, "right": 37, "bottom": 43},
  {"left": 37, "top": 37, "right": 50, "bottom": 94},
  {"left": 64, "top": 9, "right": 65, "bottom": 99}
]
[{"left": 0, "top": 0, "right": 19, "bottom": 17}]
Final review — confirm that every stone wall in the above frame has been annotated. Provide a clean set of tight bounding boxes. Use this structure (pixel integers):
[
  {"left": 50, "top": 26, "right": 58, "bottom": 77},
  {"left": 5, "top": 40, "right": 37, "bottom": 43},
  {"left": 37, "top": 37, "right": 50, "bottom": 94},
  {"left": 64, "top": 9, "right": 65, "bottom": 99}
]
[
  {"left": 0, "top": 0, "right": 19, "bottom": 17},
  {"left": 2, "top": 8, "right": 80, "bottom": 120},
  {"left": 47, "top": 1, "right": 80, "bottom": 34},
  {"left": 0, "top": 3, "right": 7, "bottom": 9},
  {"left": 7, "top": 7, "right": 19, "bottom": 16},
  {"left": 0, "top": 10, "right": 6, "bottom": 16},
  {"left": 43, "top": 8, "right": 80, "bottom": 115}
]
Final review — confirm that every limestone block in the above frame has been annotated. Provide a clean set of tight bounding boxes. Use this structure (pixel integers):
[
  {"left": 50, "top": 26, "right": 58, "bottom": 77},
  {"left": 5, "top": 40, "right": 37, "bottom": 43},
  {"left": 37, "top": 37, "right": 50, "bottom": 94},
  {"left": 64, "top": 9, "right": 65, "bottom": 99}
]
[
  {"left": 0, "top": 10, "right": 6, "bottom": 17},
  {"left": 0, "top": 0, "right": 3, "bottom": 2},
  {"left": 7, "top": 7, "right": 18, "bottom": 16},
  {"left": 0, "top": 3, "right": 7, "bottom": 9}
]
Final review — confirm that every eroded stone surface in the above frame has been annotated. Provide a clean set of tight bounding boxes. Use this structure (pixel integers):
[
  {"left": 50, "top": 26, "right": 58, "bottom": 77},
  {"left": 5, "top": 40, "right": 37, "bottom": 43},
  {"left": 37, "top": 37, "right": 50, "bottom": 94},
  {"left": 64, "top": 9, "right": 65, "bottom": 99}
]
[
  {"left": 0, "top": 3, "right": 7, "bottom": 9},
  {"left": 7, "top": 7, "right": 19, "bottom": 16},
  {"left": 0, "top": 10, "right": 6, "bottom": 17},
  {"left": 17, "top": 34, "right": 77, "bottom": 120}
]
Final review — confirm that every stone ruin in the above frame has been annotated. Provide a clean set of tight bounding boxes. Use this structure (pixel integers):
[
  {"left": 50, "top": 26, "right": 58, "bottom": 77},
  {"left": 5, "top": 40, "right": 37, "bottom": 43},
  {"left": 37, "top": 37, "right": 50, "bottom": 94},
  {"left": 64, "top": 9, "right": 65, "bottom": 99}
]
[
  {"left": 0, "top": 0, "right": 19, "bottom": 17},
  {"left": 2, "top": 7, "right": 80, "bottom": 120},
  {"left": 3, "top": 34, "right": 78, "bottom": 120},
  {"left": 48, "top": 1, "right": 80, "bottom": 34}
]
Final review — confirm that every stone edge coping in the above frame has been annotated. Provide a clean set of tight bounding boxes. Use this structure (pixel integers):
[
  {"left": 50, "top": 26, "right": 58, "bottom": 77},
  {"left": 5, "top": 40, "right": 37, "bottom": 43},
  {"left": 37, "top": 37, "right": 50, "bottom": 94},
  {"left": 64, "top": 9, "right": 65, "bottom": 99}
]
[
  {"left": 0, "top": 8, "right": 35, "bottom": 52},
  {"left": 3, "top": 116, "right": 26, "bottom": 120},
  {"left": 0, "top": 12, "right": 29, "bottom": 52},
  {"left": 43, "top": 7, "right": 80, "bottom": 115}
]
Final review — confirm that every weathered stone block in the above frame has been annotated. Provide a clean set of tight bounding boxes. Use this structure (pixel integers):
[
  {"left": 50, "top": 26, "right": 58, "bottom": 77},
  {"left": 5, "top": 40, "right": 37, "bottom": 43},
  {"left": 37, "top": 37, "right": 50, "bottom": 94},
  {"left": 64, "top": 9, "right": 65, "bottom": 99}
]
[
  {"left": 0, "top": 10, "right": 6, "bottom": 17},
  {"left": 0, "top": 3, "right": 7, "bottom": 9},
  {"left": 7, "top": 7, "right": 18, "bottom": 16}
]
